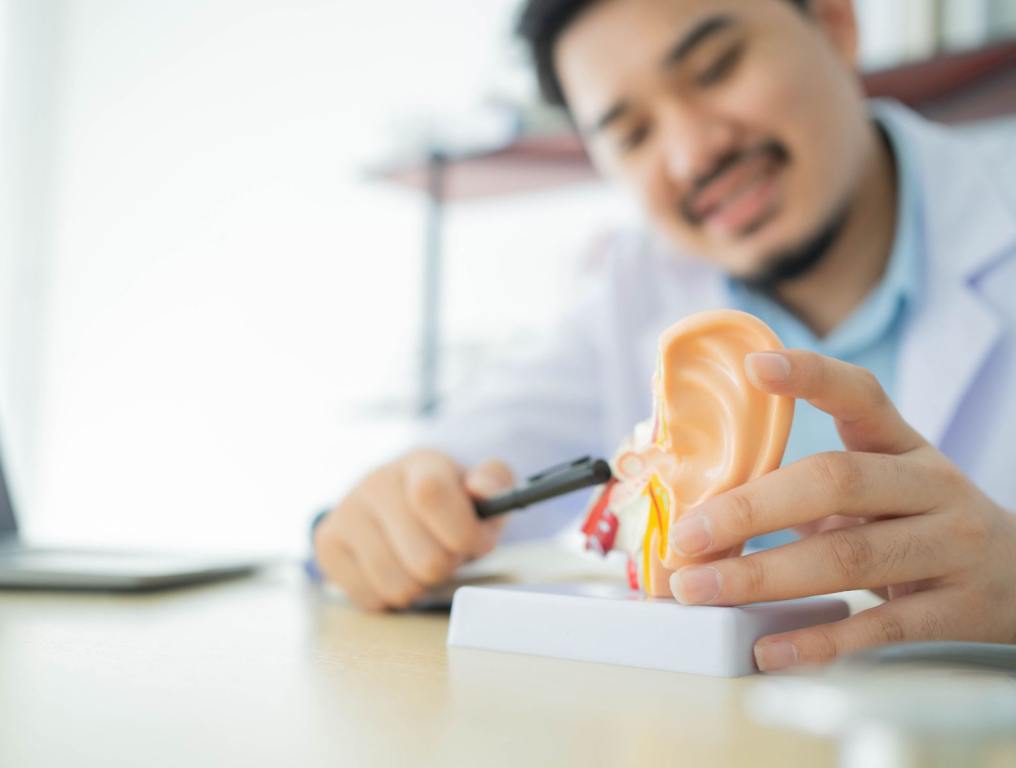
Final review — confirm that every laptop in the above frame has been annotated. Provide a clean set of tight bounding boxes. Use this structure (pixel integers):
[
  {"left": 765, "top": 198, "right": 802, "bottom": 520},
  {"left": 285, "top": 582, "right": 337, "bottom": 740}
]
[{"left": 0, "top": 430, "right": 260, "bottom": 591}]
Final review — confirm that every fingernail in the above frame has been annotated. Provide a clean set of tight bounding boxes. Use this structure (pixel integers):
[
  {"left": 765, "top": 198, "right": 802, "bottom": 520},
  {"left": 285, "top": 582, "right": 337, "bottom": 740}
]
[
  {"left": 754, "top": 640, "right": 799, "bottom": 672},
  {"left": 671, "top": 514, "right": 712, "bottom": 556},
  {"left": 746, "top": 352, "right": 791, "bottom": 385},
  {"left": 670, "top": 566, "right": 721, "bottom": 604},
  {"left": 467, "top": 473, "right": 511, "bottom": 498}
]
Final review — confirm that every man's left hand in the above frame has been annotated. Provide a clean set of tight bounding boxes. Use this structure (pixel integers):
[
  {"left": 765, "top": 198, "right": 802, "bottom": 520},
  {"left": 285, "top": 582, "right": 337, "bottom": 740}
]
[{"left": 666, "top": 349, "right": 1016, "bottom": 671}]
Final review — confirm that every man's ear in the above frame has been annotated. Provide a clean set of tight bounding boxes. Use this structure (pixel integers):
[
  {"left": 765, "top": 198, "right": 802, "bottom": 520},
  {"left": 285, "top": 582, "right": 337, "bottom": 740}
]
[{"left": 807, "top": 0, "right": 860, "bottom": 69}]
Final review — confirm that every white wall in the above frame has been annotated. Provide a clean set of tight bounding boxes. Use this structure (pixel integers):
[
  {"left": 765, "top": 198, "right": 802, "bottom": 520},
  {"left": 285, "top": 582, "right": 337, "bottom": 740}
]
[
  {"left": 0, "top": 0, "right": 66, "bottom": 515},
  {"left": 8, "top": 0, "right": 629, "bottom": 555}
]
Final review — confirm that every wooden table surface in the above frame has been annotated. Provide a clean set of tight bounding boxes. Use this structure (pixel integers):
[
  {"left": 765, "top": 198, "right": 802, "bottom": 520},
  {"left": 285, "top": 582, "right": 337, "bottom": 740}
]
[{"left": 0, "top": 557, "right": 849, "bottom": 768}]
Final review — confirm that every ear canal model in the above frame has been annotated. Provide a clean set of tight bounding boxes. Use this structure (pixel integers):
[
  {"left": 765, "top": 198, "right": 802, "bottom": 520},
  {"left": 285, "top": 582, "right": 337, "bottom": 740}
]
[{"left": 639, "top": 310, "right": 794, "bottom": 597}]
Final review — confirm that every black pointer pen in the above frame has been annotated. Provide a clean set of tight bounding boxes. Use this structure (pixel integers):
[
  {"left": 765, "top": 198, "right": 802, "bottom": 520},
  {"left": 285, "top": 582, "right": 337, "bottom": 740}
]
[{"left": 474, "top": 456, "right": 613, "bottom": 519}]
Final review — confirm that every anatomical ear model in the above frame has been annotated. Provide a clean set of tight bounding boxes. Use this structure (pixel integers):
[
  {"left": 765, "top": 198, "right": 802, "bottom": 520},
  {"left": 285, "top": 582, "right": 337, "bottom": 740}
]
[{"left": 581, "top": 310, "right": 794, "bottom": 597}]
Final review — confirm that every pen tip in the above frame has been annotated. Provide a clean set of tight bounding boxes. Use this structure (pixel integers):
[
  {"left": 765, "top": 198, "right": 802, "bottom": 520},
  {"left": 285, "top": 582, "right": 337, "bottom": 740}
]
[{"left": 593, "top": 458, "right": 613, "bottom": 483}]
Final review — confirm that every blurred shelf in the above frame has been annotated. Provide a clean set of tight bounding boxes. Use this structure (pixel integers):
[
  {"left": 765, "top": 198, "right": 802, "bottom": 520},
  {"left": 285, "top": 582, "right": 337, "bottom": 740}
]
[
  {"left": 865, "top": 38, "right": 1016, "bottom": 123},
  {"left": 373, "top": 135, "right": 597, "bottom": 201}
]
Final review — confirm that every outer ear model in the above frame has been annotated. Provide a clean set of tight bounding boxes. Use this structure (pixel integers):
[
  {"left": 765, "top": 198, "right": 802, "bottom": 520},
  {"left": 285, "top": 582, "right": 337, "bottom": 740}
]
[{"left": 581, "top": 310, "right": 794, "bottom": 597}]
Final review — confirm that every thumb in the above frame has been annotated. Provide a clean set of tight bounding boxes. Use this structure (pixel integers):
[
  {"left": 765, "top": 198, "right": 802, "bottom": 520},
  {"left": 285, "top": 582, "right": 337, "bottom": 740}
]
[{"left": 464, "top": 459, "right": 515, "bottom": 499}]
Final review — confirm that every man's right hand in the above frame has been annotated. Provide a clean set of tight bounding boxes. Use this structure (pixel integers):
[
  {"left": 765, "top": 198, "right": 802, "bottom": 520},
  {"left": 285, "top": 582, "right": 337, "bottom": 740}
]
[{"left": 313, "top": 449, "right": 514, "bottom": 611}]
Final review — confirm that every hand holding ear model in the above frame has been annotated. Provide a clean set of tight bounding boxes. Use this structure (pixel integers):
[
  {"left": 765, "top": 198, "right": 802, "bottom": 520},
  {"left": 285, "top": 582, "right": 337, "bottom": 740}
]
[{"left": 668, "top": 349, "right": 1016, "bottom": 671}]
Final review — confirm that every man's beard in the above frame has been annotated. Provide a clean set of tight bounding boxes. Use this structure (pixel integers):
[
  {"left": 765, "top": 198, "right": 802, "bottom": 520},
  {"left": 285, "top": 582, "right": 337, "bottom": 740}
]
[
  {"left": 677, "top": 139, "right": 851, "bottom": 291},
  {"left": 740, "top": 202, "right": 851, "bottom": 291}
]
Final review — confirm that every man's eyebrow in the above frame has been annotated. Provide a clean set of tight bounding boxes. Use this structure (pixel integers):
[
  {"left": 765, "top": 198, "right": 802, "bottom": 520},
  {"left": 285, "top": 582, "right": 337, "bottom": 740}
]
[
  {"left": 587, "top": 15, "right": 738, "bottom": 136},
  {"left": 661, "top": 14, "right": 737, "bottom": 68},
  {"left": 590, "top": 101, "right": 630, "bottom": 135}
]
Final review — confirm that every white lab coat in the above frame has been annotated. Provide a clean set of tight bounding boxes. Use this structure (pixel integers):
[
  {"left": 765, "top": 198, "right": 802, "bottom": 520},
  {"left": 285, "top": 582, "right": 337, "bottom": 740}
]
[{"left": 417, "top": 102, "right": 1016, "bottom": 541}]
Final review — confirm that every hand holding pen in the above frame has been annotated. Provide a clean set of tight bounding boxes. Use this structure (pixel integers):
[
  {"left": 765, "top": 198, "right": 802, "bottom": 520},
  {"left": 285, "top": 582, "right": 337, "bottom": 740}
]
[
  {"left": 313, "top": 451, "right": 611, "bottom": 612},
  {"left": 313, "top": 450, "right": 516, "bottom": 612}
]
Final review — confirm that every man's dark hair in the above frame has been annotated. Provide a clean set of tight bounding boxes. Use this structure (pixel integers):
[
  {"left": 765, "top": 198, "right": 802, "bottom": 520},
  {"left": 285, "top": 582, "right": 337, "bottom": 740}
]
[{"left": 517, "top": 0, "right": 809, "bottom": 109}]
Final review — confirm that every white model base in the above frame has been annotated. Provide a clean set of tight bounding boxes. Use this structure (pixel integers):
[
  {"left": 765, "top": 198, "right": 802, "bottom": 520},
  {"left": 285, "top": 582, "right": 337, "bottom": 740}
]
[{"left": 447, "top": 583, "right": 850, "bottom": 678}]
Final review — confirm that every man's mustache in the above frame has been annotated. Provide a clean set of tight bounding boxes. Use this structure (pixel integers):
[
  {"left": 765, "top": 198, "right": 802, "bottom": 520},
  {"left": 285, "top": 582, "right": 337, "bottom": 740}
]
[{"left": 680, "top": 142, "right": 790, "bottom": 225}]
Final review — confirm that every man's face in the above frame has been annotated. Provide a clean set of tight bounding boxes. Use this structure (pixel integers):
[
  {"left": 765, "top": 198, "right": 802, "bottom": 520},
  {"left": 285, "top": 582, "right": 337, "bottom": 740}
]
[{"left": 555, "top": 0, "right": 870, "bottom": 279}]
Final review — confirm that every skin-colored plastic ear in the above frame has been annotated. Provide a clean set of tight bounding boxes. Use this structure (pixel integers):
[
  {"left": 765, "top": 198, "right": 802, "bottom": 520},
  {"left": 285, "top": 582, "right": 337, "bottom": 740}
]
[{"left": 639, "top": 310, "right": 794, "bottom": 596}]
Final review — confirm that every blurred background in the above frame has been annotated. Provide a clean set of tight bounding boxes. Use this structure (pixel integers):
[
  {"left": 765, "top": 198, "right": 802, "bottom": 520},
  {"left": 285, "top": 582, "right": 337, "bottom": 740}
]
[{"left": 1, "top": 0, "right": 1015, "bottom": 556}]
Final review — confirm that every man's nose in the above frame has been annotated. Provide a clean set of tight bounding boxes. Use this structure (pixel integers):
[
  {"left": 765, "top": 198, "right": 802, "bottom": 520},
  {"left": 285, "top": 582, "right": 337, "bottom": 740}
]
[{"left": 657, "top": 104, "right": 738, "bottom": 185}]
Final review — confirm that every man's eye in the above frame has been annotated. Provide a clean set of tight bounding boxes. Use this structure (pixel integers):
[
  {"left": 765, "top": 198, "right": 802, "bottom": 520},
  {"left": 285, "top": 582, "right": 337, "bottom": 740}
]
[
  {"left": 619, "top": 124, "right": 650, "bottom": 152},
  {"left": 696, "top": 43, "right": 744, "bottom": 87}
]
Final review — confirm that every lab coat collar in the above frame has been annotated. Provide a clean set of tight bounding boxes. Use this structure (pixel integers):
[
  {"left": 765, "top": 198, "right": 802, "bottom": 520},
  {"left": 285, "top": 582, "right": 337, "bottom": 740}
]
[
  {"left": 879, "top": 102, "right": 1016, "bottom": 445},
  {"left": 877, "top": 101, "right": 1016, "bottom": 282}
]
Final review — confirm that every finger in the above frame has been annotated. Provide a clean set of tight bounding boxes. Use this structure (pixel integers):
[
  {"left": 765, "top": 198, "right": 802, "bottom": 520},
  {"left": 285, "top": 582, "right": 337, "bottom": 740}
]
[
  {"left": 753, "top": 589, "right": 968, "bottom": 671},
  {"left": 340, "top": 507, "right": 426, "bottom": 609},
  {"left": 313, "top": 512, "right": 385, "bottom": 611},
  {"left": 669, "top": 452, "right": 939, "bottom": 558},
  {"left": 320, "top": 545, "right": 386, "bottom": 612},
  {"left": 357, "top": 479, "right": 459, "bottom": 587},
  {"left": 670, "top": 515, "right": 955, "bottom": 606},
  {"left": 464, "top": 459, "right": 514, "bottom": 555},
  {"left": 745, "top": 350, "right": 925, "bottom": 455},
  {"left": 404, "top": 452, "right": 488, "bottom": 557}
]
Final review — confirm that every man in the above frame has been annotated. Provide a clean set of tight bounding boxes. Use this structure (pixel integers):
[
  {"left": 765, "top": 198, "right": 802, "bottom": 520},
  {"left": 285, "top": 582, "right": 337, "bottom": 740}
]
[{"left": 314, "top": 0, "right": 1016, "bottom": 670}]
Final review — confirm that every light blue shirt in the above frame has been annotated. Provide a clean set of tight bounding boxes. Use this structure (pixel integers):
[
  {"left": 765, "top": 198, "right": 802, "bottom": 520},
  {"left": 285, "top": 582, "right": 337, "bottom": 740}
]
[{"left": 728, "top": 113, "right": 924, "bottom": 547}]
